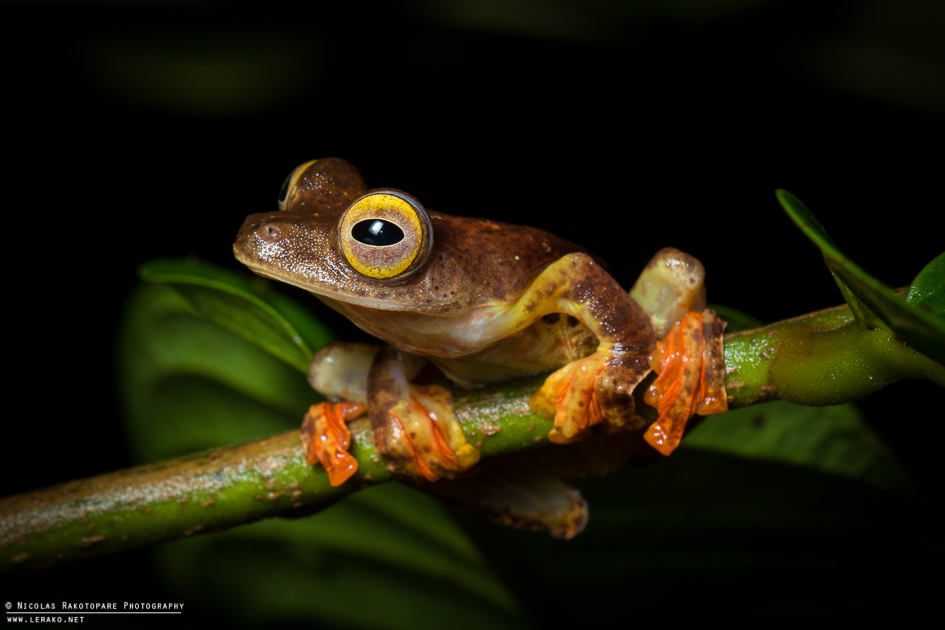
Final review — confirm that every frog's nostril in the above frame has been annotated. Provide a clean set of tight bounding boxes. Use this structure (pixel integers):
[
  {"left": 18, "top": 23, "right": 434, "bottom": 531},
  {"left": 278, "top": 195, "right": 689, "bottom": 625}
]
[{"left": 261, "top": 223, "right": 282, "bottom": 241}]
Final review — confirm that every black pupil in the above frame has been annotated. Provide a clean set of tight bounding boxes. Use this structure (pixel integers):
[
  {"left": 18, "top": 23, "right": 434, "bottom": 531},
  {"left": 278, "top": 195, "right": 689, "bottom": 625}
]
[{"left": 352, "top": 219, "right": 405, "bottom": 246}]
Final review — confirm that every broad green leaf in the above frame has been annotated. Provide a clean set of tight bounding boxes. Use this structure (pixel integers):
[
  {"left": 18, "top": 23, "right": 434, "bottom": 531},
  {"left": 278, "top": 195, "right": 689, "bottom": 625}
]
[
  {"left": 459, "top": 413, "right": 938, "bottom": 628},
  {"left": 139, "top": 258, "right": 332, "bottom": 373},
  {"left": 118, "top": 282, "right": 319, "bottom": 461},
  {"left": 121, "top": 258, "right": 334, "bottom": 460},
  {"left": 154, "top": 484, "right": 525, "bottom": 630},
  {"left": 777, "top": 190, "right": 945, "bottom": 364},
  {"left": 454, "top": 394, "right": 933, "bottom": 627},
  {"left": 682, "top": 400, "right": 911, "bottom": 490}
]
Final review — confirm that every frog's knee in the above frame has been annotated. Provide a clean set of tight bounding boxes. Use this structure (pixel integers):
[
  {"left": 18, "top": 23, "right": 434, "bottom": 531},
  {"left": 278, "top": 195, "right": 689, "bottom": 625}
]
[{"left": 629, "top": 247, "right": 707, "bottom": 338}]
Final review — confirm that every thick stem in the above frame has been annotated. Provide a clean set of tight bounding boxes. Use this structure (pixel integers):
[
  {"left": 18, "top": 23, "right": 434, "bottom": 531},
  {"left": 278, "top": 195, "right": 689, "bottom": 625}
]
[
  {"left": 2, "top": 305, "right": 941, "bottom": 571},
  {"left": 0, "top": 378, "right": 553, "bottom": 571},
  {"left": 724, "top": 304, "right": 944, "bottom": 405}
]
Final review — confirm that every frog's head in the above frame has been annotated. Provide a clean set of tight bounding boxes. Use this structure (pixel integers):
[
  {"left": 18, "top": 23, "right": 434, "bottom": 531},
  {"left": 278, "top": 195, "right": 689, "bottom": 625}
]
[{"left": 234, "top": 158, "right": 457, "bottom": 311}]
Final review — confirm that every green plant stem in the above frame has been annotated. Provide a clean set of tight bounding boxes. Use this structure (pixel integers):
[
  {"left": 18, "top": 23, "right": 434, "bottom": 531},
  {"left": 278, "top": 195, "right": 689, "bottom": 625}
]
[
  {"left": 724, "top": 304, "right": 944, "bottom": 406},
  {"left": 2, "top": 304, "right": 941, "bottom": 571}
]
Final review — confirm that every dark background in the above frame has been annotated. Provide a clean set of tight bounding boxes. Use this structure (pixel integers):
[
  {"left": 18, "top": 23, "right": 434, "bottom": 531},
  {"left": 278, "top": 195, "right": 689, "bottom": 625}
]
[{"left": 2, "top": 0, "right": 943, "bottom": 626}]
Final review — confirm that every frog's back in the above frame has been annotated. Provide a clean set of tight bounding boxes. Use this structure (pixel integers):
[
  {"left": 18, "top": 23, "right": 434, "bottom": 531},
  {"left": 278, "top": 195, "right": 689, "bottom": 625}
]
[{"left": 426, "top": 212, "right": 599, "bottom": 305}]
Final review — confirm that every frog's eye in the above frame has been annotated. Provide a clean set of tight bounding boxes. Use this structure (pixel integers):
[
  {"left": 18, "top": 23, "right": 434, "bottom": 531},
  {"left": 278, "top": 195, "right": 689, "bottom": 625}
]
[
  {"left": 339, "top": 190, "right": 432, "bottom": 281},
  {"left": 278, "top": 160, "right": 318, "bottom": 211}
]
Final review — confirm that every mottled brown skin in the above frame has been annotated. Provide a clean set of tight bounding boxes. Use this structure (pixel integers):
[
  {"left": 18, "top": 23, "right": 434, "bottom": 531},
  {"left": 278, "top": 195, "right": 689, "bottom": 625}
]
[{"left": 284, "top": 157, "right": 368, "bottom": 213}]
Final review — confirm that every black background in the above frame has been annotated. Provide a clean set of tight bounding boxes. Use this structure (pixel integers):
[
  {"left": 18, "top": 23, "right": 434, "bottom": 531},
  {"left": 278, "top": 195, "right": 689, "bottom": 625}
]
[{"left": 2, "top": 0, "right": 943, "bottom": 626}]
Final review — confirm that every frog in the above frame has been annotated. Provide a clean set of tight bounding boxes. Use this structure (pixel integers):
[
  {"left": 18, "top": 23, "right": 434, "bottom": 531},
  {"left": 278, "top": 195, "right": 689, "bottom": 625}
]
[{"left": 233, "top": 157, "right": 728, "bottom": 515}]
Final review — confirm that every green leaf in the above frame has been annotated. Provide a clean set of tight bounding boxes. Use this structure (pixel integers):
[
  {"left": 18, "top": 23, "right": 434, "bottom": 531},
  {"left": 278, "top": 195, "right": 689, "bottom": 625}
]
[
  {"left": 906, "top": 251, "right": 945, "bottom": 319},
  {"left": 458, "top": 401, "right": 938, "bottom": 627},
  {"left": 118, "top": 282, "right": 320, "bottom": 461},
  {"left": 682, "top": 400, "right": 910, "bottom": 490},
  {"left": 120, "top": 258, "right": 334, "bottom": 460},
  {"left": 776, "top": 190, "right": 945, "bottom": 364},
  {"left": 139, "top": 258, "right": 333, "bottom": 373},
  {"left": 154, "top": 484, "right": 525, "bottom": 630}
]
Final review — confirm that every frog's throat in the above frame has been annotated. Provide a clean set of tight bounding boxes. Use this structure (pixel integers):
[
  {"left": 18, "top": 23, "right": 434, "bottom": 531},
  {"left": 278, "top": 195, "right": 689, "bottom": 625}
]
[
  {"left": 243, "top": 262, "right": 495, "bottom": 317},
  {"left": 248, "top": 267, "right": 422, "bottom": 312}
]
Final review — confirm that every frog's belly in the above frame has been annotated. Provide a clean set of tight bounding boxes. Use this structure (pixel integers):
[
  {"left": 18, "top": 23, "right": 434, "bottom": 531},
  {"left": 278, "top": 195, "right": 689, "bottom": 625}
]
[
  {"left": 318, "top": 296, "right": 600, "bottom": 387},
  {"left": 429, "top": 313, "right": 600, "bottom": 388}
]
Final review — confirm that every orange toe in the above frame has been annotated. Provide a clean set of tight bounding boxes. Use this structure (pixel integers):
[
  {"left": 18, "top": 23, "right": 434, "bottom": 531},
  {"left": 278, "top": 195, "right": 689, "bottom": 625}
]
[
  {"left": 644, "top": 310, "right": 727, "bottom": 456},
  {"left": 300, "top": 401, "right": 368, "bottom": 486}
]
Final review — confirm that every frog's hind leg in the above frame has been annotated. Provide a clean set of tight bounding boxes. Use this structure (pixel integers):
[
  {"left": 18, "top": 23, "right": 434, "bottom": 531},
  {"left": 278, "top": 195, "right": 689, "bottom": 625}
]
[
  {"left": 303, "top": 342, "right": 478, "bottom": 485},
  {"left": 419, "top": 468, "right": 588, "bottom": 539},
  {"left": 368, "top": 346, "right": 480, "bottom": 482},
  {"left": 302, "top": 342, "right": 423, "bottom": 487},
  {"left": 524, "top": 253, "right": 658, "bottom": 443},
  {"left": 629, "top": 248, "right": 729, "bottom": 455}
]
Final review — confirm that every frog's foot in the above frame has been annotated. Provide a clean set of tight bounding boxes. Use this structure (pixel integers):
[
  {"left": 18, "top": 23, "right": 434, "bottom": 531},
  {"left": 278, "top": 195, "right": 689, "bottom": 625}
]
[
  {"left": 369, "top": 347, "right": 480, "bottom": 482},
  {"left": 530, "top": 349, "right": 653, "bottom": 444},
  {"left": 300, "top": 401, "right": 369, "bottom": 486},
  {"left": 643, "top": 309, "right": 728, "bottom": 455},
  {"left": 421, "top": 469, "right": 588, "bottom": 539}
]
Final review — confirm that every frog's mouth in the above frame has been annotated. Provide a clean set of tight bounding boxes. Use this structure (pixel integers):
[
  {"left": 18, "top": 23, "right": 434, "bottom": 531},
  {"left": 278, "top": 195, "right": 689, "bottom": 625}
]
[{"left": 244, "top": 264, "right": 420, "bottom": 313}]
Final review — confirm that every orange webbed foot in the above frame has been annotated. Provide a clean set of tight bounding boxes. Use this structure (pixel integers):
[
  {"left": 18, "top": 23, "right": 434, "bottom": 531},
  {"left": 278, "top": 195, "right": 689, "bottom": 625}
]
[
  {"left": 644, "top": 309, "right": 727, "bottom": 455},
  {"left": 531, "top": 353, "right": 607, "bottom": 444},
  {"left": 300, "top": 401, "right": 368, "bottom": 486},
  {"left": 531, "top": 349, "right": 652, "bottom": 444}
]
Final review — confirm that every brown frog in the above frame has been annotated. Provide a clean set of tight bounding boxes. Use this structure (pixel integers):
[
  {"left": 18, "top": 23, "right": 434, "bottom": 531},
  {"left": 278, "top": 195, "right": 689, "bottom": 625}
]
[{"left": 233, "top": 158, "right": 727, "bottom": 502}]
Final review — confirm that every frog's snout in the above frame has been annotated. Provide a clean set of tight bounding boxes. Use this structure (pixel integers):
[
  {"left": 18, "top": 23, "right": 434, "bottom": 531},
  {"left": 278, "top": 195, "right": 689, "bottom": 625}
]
[
  {"left": 233, "top": 213, "right": 290, "bottom": 264},
  {"left": 236, "top": 213, "right": 286, "bottom": 245}
]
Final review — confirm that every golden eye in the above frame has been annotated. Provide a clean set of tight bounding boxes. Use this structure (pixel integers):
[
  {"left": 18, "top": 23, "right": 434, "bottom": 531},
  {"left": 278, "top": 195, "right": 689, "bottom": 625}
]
[
  {"left": 278, "top": 160, "right": 318, "bottom": 211},
  {"left": 339, "top": 190, "right": 432, "bottom": 280}
]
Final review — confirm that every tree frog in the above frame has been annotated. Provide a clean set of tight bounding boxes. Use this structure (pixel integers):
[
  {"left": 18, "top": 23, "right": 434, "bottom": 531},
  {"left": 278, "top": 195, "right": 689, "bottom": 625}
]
[{"left": 233, "top": 158, "right": 727, "bottom": 493}]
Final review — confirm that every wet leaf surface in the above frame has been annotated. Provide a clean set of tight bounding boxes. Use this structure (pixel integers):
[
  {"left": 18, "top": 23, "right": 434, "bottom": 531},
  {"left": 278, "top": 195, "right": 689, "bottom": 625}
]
[
  {"left": 139, "top": 258, "right": 332, "bottom": 372},
  {"left": 906, "top": 251, "right": 945, "bottom": 320}
]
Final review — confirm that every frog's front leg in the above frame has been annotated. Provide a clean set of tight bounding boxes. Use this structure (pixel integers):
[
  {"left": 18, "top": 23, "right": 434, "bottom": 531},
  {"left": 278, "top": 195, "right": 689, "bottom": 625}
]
[
  {"left": 519, "top": 253, "right": 658, "bottom": 442},
  {"left": 300, "top": 342, "right": 380, "bottom": 486},
  {"left": 301, "top": 341, "right": 479, "bottom": 486}
]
